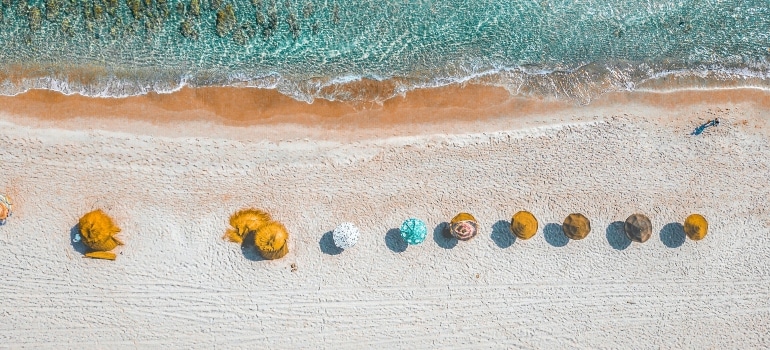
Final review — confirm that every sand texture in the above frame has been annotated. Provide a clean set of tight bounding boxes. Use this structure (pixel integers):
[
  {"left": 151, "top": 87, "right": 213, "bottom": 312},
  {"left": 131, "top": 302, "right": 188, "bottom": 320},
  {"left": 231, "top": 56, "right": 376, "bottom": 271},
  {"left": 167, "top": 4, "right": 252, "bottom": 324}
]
[{"left": 1, "top": 89, "right": 770, "bottom": 348}]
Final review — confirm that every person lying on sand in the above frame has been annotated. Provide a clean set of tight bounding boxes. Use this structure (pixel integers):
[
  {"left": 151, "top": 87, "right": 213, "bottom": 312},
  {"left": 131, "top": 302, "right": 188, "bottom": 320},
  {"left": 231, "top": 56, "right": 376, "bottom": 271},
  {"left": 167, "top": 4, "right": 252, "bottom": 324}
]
[{"left": 692, "top": 118, "right": 720, "bottom": 135}]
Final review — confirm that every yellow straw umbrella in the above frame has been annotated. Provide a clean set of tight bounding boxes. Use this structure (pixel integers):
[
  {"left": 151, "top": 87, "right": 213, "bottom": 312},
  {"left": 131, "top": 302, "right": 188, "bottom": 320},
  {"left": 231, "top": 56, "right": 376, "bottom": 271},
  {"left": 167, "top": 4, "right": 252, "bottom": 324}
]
[
  {"left": 255, "top": 221, "right": 289, "bottom": 260},
  {"left": 0, "top": 194, "right": 11, "bottom": 225},
  {"left": 224, "top": 208, "right": 290, "bottom": 260},
  {"left": 78, "top": 209, "right": 123, "bottom": 260},
  {"left": 510, "top": 211, "right": 538, "bottom": 240},
  {"left": 684, "top": 214, "right": 708, "bottom": 240},
  {"left": 223, "top": 208, "right": 272, "bottom": 243}
]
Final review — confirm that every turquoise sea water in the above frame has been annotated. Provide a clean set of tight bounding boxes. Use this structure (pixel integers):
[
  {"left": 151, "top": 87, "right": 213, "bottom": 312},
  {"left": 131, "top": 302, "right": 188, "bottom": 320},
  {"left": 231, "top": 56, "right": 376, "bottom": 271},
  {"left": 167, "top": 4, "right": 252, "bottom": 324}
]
[{"left": 0, "top": 0, "right": 768, "bottom": 102}]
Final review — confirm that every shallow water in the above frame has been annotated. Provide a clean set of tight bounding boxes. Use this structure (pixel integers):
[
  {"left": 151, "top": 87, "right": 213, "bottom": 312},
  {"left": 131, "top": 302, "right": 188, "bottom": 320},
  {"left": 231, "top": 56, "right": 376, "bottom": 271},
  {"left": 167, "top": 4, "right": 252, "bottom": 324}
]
[{"left": 0, "top": 0, "right": 768, "bottom": 102}]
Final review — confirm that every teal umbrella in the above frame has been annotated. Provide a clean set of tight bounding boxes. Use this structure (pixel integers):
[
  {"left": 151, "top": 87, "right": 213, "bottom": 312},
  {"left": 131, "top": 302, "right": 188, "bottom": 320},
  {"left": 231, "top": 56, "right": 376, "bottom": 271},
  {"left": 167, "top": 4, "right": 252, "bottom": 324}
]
[{"left": 400, "top": 218, "right": 427, "bottom": 245}]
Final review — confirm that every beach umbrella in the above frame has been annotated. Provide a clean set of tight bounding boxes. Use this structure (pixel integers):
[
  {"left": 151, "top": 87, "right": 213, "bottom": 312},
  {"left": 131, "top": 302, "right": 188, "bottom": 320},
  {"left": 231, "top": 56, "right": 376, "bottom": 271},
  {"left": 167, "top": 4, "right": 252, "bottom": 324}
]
[
  {"left": 400, "top": 218, "right": 427, "bottom": 245},
  {"left": 255, "top": 221, "right": 290, "bottom": 260},
  {"left": 510, "top": 211, "right": 538, "bottom": 240},
  {"left": 78, "top": 209, "right": 123, "bottom": 260},
  {"left": 562, "top": 213, "right": 591, "bottom": 240},
  {"left": 333, "top": 222, "right": 360, "bottom": 250},
  {"left": 224, "top": 208, "right": 272, "bottom": 243},
  {"left": 449, "top": 212, "right": 479, "bottom": 241},
  {"left": 684, "top": 214, "right": 708, "bottom": 241},
  {"left": 624, "top": 214, "right": 652, "bottom": 243},
  {"left": 0, "top": 194, "right": 11, "bottom": 225}
]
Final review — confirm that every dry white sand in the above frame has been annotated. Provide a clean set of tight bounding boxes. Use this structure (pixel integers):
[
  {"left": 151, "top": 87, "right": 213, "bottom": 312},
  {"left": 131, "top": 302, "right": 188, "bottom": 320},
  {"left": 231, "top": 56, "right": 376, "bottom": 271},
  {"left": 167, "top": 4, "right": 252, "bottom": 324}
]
[{"left": 1, "top": 100, "right": 770, "bottom": 348}]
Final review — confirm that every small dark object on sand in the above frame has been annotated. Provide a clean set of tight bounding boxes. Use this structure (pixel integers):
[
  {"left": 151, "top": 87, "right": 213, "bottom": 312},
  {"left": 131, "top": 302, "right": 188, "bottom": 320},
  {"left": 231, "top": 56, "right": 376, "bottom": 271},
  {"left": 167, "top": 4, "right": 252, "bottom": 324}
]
[{"left": 692, "top": 118, "right": 719, "bottom": 135}]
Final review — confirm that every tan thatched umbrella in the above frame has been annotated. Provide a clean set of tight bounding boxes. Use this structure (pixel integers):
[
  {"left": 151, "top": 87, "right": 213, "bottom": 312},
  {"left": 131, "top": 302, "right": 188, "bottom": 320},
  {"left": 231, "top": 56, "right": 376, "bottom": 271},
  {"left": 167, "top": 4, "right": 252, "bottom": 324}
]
[
  {"left": 684, "top": 214, "right": 708, "bottom": 240},
  {"left": 624, "top": 214, "right": 652, "bottom": 243},
  {"left": 562, "top": 213, "right": 590, "bottom": 240},
  {"left": 255, "top": 221, "right": 289, "bottom": 260},
  {"left": 449, "top": 212, "right": 479, "bottom": 241},
  {"left": 510, "top": 211, "right": 538, "bottom": 240},
  {"left": 78, "top": 209, "right": 123, "bottom": 260}
]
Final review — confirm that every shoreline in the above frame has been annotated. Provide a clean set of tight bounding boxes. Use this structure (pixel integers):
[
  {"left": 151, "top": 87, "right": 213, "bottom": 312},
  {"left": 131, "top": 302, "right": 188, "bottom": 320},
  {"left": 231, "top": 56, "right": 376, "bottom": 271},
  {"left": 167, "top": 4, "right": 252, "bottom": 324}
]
[{"left": 1, "top": 84, "right": 769, "bottom": 141}]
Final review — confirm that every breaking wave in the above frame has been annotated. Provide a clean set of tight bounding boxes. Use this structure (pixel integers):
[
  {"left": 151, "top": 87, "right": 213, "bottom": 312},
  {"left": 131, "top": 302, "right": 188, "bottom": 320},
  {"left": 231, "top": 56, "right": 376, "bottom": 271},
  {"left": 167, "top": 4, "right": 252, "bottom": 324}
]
[{"left": 2, "top": 61, "right": 770, "bottom": 105}]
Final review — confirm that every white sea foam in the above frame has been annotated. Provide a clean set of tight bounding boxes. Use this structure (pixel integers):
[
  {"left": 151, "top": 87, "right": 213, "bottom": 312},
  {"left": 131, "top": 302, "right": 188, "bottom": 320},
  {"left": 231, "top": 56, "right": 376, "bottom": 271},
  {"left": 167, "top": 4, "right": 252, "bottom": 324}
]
[{"left": 1, "top": 62, "right": 769, "bottom": 104}]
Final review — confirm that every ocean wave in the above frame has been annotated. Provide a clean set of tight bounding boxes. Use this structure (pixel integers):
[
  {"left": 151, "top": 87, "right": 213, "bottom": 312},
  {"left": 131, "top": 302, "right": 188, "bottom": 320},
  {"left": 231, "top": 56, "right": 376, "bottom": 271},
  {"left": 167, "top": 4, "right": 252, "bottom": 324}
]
[{"left": 1, "top": 61, "right": 770, "bottom": 104}]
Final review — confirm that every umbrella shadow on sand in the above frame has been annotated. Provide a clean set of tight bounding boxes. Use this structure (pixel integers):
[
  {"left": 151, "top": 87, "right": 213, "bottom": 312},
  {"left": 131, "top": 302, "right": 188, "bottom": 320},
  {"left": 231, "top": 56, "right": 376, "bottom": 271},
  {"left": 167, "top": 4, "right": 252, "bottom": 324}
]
[
  {"left": 606, "top": 221, "right": 631, "bottom": 250},
  {"left": 385, "top": 228, "right": 407, "bottom": 253},
  {"left": 660, "top": 223, "right": 686, "bottom": 248},
  {"left": 319, "top": 230, "right": 343, "bottom": 255},
  {"left": 70, "top": 224, "right": 89, "bottom": 255},
  {"left": 490, "top": 220, "right": 515, "bottom": 248},
  {"left": 240, "top": 231, "right": 265, "bottom": 262},
  {"left": 433, "top": 222, "right": 457, "bottom": 250},
  {"left": 543, "top": 223, "right": 569, "bottom": 247}
]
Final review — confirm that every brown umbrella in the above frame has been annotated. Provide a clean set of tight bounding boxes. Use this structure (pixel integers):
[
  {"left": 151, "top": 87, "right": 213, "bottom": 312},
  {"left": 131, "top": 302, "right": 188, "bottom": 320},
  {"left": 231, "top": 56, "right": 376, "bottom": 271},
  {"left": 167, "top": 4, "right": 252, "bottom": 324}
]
[
  {"left": 562, "top": 213, "right": 590, "bottom": 240},
  {"left": 449, "top": 212, "right": 479, "bottom": 241},
  {"left": 624, "top": 214, "right": 652, "bottom": 243},
  {"left": 510, "top": 211, "right": 538, "bottom": 240},
  {"left": 684, "top": 214, "right": 708, "bottom": 240}
]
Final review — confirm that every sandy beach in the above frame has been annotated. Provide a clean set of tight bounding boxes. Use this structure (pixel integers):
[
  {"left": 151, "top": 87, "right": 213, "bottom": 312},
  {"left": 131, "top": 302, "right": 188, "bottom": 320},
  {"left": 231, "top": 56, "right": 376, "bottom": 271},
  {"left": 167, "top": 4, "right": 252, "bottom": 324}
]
[{"left": 1, "top": 85, "right": 769, "bottom": 348}]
